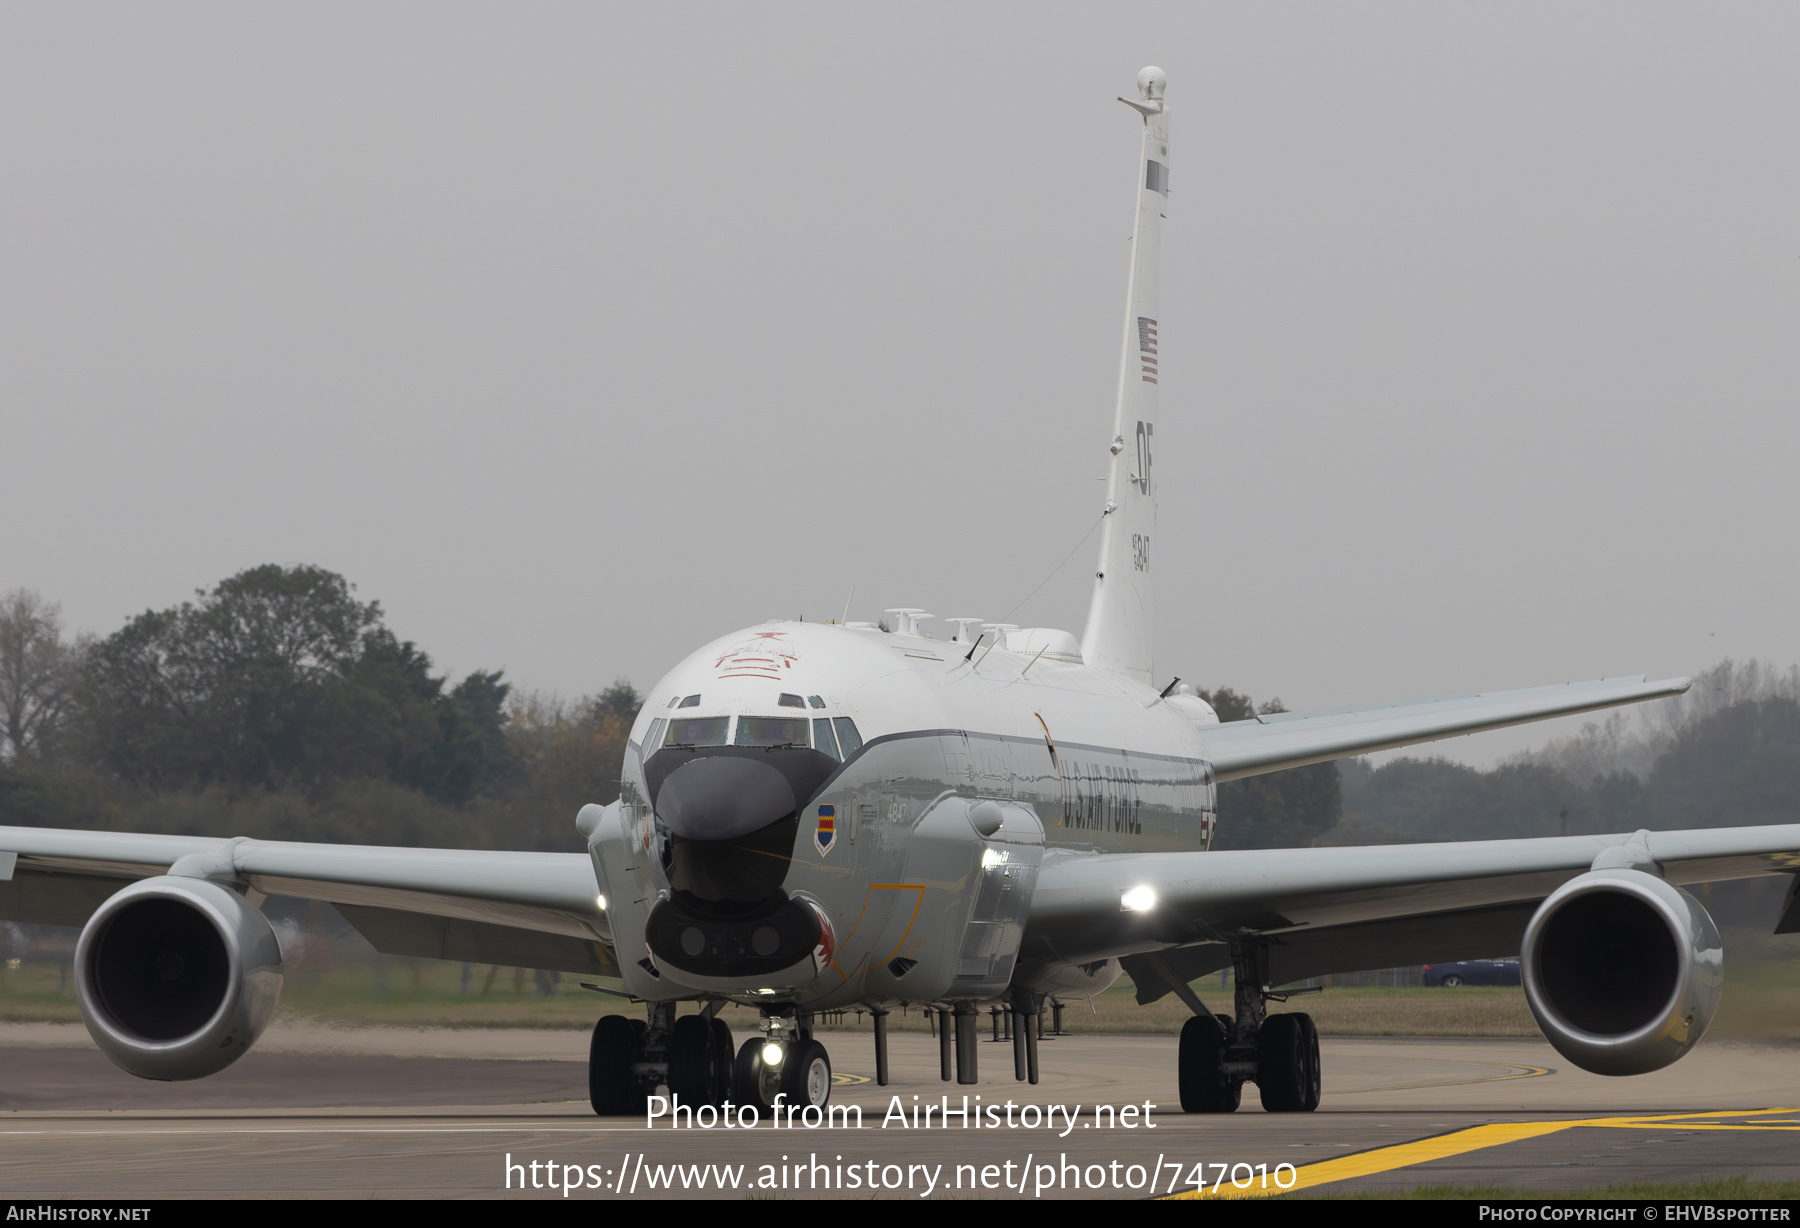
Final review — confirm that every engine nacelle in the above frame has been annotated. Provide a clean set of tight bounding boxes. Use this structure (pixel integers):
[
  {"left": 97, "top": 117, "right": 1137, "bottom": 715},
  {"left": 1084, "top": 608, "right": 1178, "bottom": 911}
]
[
  {"left": 74, "top": 876, "right": 284, "bottom": 1081},
  {"left": 1521, "top": 868, "right": 1722, "bottom": 1077}
]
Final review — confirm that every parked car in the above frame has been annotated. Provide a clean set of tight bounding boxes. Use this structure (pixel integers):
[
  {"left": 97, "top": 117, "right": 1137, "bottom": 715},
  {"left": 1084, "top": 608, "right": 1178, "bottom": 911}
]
[{"left": 1422, "top": 958, "right": 1520, "bottom": 987}]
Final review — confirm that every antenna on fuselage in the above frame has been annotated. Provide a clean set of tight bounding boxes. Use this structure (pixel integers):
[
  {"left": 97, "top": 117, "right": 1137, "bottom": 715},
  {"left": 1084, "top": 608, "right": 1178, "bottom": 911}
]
[
  {"left": 884, "top": 609, "right": 932, "bottom": 637},
  {"left": 1020, "top": 644, "right": 1050, "bottom": 679}
]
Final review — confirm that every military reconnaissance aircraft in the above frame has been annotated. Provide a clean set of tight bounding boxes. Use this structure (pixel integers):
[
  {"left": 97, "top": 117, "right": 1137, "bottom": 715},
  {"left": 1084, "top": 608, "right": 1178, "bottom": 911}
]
[{"left": 4, "top": 68, "right": 1796, "bottom": 1118}]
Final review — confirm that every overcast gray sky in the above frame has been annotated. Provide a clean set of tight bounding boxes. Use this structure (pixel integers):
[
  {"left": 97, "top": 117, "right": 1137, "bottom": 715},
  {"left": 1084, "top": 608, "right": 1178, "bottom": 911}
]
[{"left": 4, "top": 3, "right": 1796, "bottom": 766}]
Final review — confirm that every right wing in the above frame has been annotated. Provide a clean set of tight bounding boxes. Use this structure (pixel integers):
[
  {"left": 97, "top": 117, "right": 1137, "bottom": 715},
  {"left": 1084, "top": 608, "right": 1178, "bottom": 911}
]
[
  {"left": 0, "top": 823, "right": 618, "bottom": 976},
  {"left": 1200, "top": 675, "right": 1690, "bottom": 781}
]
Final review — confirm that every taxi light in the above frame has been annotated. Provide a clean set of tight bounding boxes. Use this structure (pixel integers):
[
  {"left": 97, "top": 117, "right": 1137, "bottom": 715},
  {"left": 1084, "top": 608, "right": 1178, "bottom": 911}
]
[
  {"left": 762, "top": 1042, "right": 785, "bottom": 1067},
  {"left": 595, "top": 894, "right": 607, "bottom": 911},
  {"left": 1120, "top": 885, "right": 1157, "bottom": 912}
]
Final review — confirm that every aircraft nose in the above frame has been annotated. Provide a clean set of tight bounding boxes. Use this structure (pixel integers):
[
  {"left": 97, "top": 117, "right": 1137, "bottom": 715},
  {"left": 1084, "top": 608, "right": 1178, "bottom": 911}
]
[{"left": 655, "top": 756, "right": 797, "bottom": 840}]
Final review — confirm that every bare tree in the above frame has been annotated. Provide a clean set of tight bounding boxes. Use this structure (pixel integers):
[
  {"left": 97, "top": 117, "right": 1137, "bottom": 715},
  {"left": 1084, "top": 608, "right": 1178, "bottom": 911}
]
[
  {"left": 0, "top": 589, "right": 83, "bottom": 760},
  {"left": 1517, "top": 658, "right": 1800, "bottom": 783}
]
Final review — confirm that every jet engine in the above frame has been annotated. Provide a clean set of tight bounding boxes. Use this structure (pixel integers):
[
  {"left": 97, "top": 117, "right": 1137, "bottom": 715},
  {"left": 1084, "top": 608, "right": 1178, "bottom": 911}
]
[
  {"left": 1520, "top": 868, "right": 1722, "bottom": 1076},
  {"left": 74, "top": 876, "right": 284, "bottom": 1081}
]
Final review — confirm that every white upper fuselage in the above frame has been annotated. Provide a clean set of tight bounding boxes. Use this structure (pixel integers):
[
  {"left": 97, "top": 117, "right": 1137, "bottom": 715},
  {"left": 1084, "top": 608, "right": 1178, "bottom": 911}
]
[{"left": 626, "top": 620, "right": 1219, "bottom": 855}]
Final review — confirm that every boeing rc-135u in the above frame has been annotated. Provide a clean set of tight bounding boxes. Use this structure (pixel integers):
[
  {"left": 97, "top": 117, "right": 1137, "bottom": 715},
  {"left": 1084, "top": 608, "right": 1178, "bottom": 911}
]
[{"left": 6, "top": 68, "right": 1798, "bottom": 1116}]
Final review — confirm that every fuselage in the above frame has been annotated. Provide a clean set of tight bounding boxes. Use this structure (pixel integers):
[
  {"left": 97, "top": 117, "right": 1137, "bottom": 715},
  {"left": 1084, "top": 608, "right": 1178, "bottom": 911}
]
[{"left": 589, "top": 620, "right": 1218, "bottom": 1013}]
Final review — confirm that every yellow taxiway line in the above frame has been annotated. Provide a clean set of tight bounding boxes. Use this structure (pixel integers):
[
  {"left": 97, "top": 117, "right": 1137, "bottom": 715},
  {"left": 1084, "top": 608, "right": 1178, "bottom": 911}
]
[{"left": 1164, "top": 1107, "right": 1800, "bottom": 1199}]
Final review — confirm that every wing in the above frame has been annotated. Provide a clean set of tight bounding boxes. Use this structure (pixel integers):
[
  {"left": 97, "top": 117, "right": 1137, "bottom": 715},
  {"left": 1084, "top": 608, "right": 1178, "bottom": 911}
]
[
  {"left": 1025, "top": 824, "right": 1800, "bottom": 1000},
  {"left": 1201, "top": 675, "right": 1690, "bottom": 781},
  {"left": 0, "top": 822, "right": 618, "bottom": 976}
]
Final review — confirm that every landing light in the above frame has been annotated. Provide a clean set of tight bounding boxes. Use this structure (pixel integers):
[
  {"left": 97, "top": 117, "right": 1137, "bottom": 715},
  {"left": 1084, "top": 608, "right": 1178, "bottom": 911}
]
[
  {"left": 595, "top": 894, "right": 607, "bottom": 911},
  {"left": 1120, "top": 885, "right": 1157, "bottom": 912},
  {"left": 762, "top": 1042, "right": 785, "bottom": 1067}
]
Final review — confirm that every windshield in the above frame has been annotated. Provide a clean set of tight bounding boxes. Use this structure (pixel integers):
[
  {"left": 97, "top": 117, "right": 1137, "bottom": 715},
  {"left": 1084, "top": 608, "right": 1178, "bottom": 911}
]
[
  {"left": 734, "top": 716, "right": 812, "bottom": 748},
  {"left": 665, "top": 717, "right": 730, "bottom": 747}
]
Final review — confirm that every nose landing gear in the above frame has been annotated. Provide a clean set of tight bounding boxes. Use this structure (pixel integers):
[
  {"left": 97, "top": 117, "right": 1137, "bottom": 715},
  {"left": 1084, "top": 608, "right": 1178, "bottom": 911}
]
[{"left": 732, "top": 1010, "right": 833, "bottom": 1113}]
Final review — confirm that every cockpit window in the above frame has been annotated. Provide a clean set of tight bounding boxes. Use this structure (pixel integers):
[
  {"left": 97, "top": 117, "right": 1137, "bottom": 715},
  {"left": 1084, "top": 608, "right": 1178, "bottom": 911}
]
[
  {"left": 778, "top": 693, "right": 805, "bottom": 708},
  {"left": 735, "top": 716, "right": 812, "bottom": 748},
  {"left": 807, "top": 695, "right": 825, "bottom": 709},
  {"left": 832, "top": 717, "right": 863, "bottom": 756},
  {"left": 665, "top": 716, "right": 729, "bottom": 747},
  {"left": 812, "top": 718, "right": 840, "bottom": 760},
  {"left": 643, "top": 718, "right": 666, "bottom": 752},
  {"left": 679, "top": 694, "right": 702, "bottom": 708}
]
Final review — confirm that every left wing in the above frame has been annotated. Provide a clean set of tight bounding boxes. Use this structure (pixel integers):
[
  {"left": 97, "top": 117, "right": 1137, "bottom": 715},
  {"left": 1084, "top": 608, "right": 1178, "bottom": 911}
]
[
  {"left": 0, "top": 823, "right": 618, "bottom": 976},
  {"left": 1200, "top": 675, "right": 1690, "bottom": 781},
  {"left": 1025, "top": 823, "right": 1800, "bottom": 995}
]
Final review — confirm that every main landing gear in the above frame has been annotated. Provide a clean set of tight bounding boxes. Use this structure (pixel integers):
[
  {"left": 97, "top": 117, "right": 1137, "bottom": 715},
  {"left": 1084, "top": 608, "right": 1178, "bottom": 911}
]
[
  {"left": 587, "top": 1002, "right": 834, "bottom": 1116},
  {"left": 1157, "top": 943, "right": 1322, "bottom": 1114}
]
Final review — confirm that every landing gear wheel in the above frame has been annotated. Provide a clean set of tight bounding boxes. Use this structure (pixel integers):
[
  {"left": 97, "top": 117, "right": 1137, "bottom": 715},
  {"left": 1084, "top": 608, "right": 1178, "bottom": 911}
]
[
  {"left": 781, "top": 1039, "right": 832, "bottom": 1109},
  {"left": 1441, "top": 975, "right": 1465, "bottom": 987},
  {"left": 734, "top": 1037, "right": 782, "bottom": 1113},
  {"left": 667, "top": 1015, "right": 713, "bottom": 1106},
  {"left": 589, "top": 1015, "right": 643, "bottom": 1116},
  {"left": 1256, "top": 1014, "right": 1314, "bottom": 1113},
  {"left": 1295, "top": 1012, "right": 1322, "bottom": 1112},
  {"left": 1178, "top": 1016, "right": 1236, "bottom": 1113},
  {"left": 709, "top": 1018, "right": 734, "bottom": 1106}
]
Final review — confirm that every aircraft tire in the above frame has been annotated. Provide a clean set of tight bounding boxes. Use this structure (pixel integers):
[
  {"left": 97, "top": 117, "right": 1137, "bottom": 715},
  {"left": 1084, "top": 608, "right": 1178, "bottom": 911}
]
[
  {"left": 1442, "top": 975, "right": 1464, "bottom": 987},
  {"left": 734, "top": 1037, "right": 782, "bottom": 1113},
  {"left": 589, "top": 1015, "right": 643, "bottom": 1116},
  {"left": 709, "top": 1018, "right": 734, "bottom": 1106},
  {"left": 1295, "top": 1012, "right": 1322, "bottom": 1112},
  {"left": 1178, "top": 1016, "right": 1235, "bottom": 1112},
  {"left": 667, "top": 1015, "right": 712, "bottom": 1106},
  {"left": 1256, "top": 1014, "right": 1306, "bottom": 1112},
  {"left": 781, "top": 1039, "right": 832, "bottom": 1109}
]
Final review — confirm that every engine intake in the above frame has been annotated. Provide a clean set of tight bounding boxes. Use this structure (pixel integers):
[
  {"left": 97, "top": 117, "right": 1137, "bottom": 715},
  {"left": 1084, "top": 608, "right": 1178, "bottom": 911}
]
[
  {"left": 75, "top": 876, "right": 284, "bottom": 1081},
  {"left": 1521, "top": 869, "right": 1721, "bottom": 1076}
]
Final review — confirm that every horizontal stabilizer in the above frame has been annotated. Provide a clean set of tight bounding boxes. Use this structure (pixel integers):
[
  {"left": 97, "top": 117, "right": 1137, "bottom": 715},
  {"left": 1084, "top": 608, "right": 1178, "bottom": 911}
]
[{"left": 1201, "top": 675, "right": 1690, "bottom": 782}]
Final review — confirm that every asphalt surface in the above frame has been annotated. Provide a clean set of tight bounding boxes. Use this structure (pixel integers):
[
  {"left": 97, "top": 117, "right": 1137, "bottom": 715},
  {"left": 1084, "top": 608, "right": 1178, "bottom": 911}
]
[{"left": 3, "top": 1023, "right": 1796, "bottom": 1199}]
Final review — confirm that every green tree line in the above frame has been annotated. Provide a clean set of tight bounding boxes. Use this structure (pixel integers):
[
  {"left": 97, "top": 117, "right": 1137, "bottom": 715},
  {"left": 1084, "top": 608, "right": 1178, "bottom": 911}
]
[
  {"left": 0, "top": 567, "right": 640, "bottom": 852},
  {"left": 1197, "top": 687, "right": 1343, "bottom": 850},
  {"left": 1339, "top": 695, "right": 1800, "bottom": 844}
]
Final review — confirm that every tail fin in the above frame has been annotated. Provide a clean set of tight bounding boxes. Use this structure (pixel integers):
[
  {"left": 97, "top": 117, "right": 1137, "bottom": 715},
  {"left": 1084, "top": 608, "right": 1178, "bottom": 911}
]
[{"left": 1080, "top": 67, "right": 1168, "bottom": 687}]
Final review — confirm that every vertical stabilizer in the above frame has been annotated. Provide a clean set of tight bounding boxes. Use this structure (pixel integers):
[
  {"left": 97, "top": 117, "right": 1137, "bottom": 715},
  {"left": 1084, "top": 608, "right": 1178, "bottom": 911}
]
[{"left": 1080, "top": 67, "right": 1168, "bottom": 687}]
